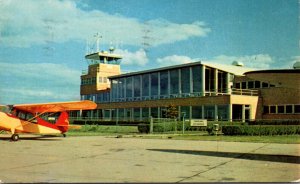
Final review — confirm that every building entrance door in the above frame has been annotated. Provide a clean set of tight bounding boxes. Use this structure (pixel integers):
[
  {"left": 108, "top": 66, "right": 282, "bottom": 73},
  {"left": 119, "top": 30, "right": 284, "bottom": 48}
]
[
  {"left": 245, "top": 105, "right": 250, "bottom": 122},
  {"left": 232, "top": 104, "right": 242, "bottom": 121}
]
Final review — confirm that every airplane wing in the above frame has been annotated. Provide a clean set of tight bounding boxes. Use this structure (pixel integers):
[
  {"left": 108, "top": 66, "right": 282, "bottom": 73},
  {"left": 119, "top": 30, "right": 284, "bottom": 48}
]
[{"left": 13, "top": 100, "right": 97, "bottom": 113}]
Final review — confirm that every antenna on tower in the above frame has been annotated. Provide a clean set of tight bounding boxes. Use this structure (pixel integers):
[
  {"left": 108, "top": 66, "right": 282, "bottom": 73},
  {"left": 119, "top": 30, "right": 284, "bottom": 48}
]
[
  {"left": 94, "top": 33, "right": 102, "bottom": 52},
  {"left": 109, "top": 41, "right": 115, "bottom": 53},
  {"left": 141, "top": 21, "right": 152, "bottom": 53}
]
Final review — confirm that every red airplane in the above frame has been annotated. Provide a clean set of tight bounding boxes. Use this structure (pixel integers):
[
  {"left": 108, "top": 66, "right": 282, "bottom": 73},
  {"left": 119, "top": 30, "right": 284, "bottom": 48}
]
[{"left": 0, "top": 100, "right": 97, "bottom": 141}]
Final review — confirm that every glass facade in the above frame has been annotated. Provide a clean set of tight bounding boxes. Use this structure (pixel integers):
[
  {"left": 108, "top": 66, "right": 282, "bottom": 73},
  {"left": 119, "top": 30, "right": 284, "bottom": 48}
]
[
  {"left": 118, "top": 78, "right": 125, "bottom": 99},
  {"left": 142, "top": 74, "right": 150, "bottom": 98},
  {"left": 150, "top": 73, "right": 159, "bottom": 98},
  {"left": 133, "top": 75, "right": 141, "bottom": 99},
  {"left": 217, "top": 105, "right": 229, "bottom": 121},
  {"left": 79, "top": 64, "right": 245, "bottom": 122},
  {"left": 170, "top": 69, "right": 179, "bottom": 95},
  {"left": 142, "top": 107, "right": 149, "bottom": 120},
  {"left": 181, "top": 67, "right": 190, "bottom": 94},
  {"left": 180, "top": 106, "right": 190, "bottom": 119},
  {"left": 151, "top": 107, "right": 159, "bottom": 118},
  {"left": 192, "top": 106, "right": 202, "bottom": 119},
  {"left": 205, "top": 68, "right": 215, "bottom": 92},
  {"left": 192, "top": 66, "right": 202, "bottom": 93},
  {"left": 204, "top": 105, "right": 215, "bottom": 120},
  {"left": 160, "top": 71, "right": 169, "bottom": 97},
  {"left": 105, "top": 64, "right": 233, "bottom": 103},
  {"left": 126, "top": 77, "right": 133, "bottom": 99}
]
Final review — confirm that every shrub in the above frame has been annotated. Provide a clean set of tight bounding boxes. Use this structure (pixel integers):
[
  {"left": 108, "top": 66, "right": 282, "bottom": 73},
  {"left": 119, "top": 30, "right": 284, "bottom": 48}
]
[
  {"left": 137, "top": 124, "right": 150, "bottom": 133},
  {"left": 249, "top": 119, "right": 300, "bottom": 126},
  {"left": 222, "top": 125, "right": 300, "bottom": 136}
]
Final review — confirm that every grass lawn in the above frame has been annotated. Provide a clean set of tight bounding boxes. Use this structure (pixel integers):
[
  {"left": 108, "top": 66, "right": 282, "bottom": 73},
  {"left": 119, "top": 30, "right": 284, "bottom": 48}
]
[
  {"left": 67, "top": 125, "right": 300, "bottom": 144},
  {"left": 67, "top": 125, "right": 139, "bottom": 136}
]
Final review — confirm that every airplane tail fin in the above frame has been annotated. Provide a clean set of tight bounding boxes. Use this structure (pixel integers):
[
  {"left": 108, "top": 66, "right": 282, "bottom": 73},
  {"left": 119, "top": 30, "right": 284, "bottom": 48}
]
[{"left": 55, "top": 111, "right": 69, "bottom": 133}]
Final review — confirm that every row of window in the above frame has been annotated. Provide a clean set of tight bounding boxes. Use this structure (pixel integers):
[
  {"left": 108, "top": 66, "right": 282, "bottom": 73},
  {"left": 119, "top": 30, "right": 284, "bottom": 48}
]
[
  {"left": 234, "top": 81, "right": 275, "bottom": 90},
  {"left": 110, "top": 65, "right": 231, "bottom": 102},
  {"left": 81, "top": 77, "right": 108, "bottom": 85},
  {"left": 263, "top": 104, "right": 300, "bottom": 114},
  {"left": 81, "top": 92, "right": 110, "bottom": 103},
  {"left": 73, "top": 105, "right": 231, "bottom": 121}
]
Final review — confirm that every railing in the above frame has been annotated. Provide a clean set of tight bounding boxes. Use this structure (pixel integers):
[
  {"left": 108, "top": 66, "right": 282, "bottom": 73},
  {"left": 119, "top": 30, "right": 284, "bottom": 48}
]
[
  {"left": 104, "top": 89, "right": 259, "bottom": 103},
  {"left": 230, "top": 88, "right": 259, "bottom": 96}
]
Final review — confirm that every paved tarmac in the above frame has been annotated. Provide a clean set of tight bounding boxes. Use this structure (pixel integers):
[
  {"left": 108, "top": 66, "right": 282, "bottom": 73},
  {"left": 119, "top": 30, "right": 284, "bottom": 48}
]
[{"left": 0, "top": 135, "right": 299, "bottom": 183}]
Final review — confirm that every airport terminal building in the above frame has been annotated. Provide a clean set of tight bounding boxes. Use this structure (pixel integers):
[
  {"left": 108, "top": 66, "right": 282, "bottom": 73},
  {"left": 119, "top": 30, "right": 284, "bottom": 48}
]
[{"left": 75, "top": 50, "right": 300, "bottom": 123}]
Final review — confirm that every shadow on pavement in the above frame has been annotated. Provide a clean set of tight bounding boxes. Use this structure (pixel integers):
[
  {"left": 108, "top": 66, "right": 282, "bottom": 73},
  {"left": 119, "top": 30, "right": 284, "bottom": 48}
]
[
  {"left": 0, "top": 135, "right": 63, "bottom": 141},
  {"left": 148, "top": 149, "right": 300, "bottom": 164}
]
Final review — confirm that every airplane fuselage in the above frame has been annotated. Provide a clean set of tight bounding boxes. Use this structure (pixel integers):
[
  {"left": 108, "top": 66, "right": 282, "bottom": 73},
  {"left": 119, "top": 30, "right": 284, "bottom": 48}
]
[{"left": 0, "top": 112, "right": 62, "bottom": 135}]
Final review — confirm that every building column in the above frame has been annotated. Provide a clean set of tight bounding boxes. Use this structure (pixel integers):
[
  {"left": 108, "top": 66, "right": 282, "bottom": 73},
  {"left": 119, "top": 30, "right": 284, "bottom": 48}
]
[
  {"left": 190, "top": 67, "right": 193, "bottom": 93},
  {"left": 148, "top": 74, "right": 151, "bottom": 98},
  {"left": 158, "top": 72, "right": 161, "bottom": 98},
  {"left": 158, "top": 107, "right": 160, "bottom": 118},
  {"left": 228, "top": 104, "right": 232, "bottom": 122},
  {"left": 189, "top": 106, "right": 192, "bottom": 120},
  {"left": 116, "top": 109, "right": 119, "bottom": 123},
  {"left": 242, "top": 105, "right": 246, "bottom": 123},
  {"left": 178, "top": 69, "right": 182, "bottom": 96},
  {"left": 214, "top": 105, "right": 218, "bottom": 121},
  {"left": 202, "top": 65, "right": 205, "bottom": 96},
  {"left": 124, "top": 78, "right": 127, "bottom": 99},
  {"left": 214, "top": 69, "right": 218, "bottom": 95},
  {"left": 226, "top": 73, "right": 231, "bottom": 94},
  {"left": 140, "top": 76, "right": 142, "bottom": 99},
  {"left": 202, "top": 105, "right": 205, "bottom": 119}
]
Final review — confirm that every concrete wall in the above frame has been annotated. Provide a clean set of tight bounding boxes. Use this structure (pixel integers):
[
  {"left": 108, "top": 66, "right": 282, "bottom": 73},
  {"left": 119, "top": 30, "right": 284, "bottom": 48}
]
[
  {"left": 230, "top": 95, "right": 259, "bottom": 120},
  {"left": 260, "top": 87, "right": 300, "bottom": 105},
  {"left": 98, "top": 95, "right": 231, "bottom": 109},
  {"left": 81, "top": 64, "right": 120, "bottom": 95}
]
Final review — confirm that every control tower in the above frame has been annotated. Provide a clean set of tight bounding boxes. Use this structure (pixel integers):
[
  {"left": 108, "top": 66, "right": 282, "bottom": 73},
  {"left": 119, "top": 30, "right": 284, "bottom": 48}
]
[{"left": 80, "top": 48, "right": 122, "bottom": 96}]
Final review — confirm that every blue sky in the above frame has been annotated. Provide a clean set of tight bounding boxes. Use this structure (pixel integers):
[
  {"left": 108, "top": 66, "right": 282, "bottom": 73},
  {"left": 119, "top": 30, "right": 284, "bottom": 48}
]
[{"left": 0, "top": 0, "right": 299, "bottom": 104}]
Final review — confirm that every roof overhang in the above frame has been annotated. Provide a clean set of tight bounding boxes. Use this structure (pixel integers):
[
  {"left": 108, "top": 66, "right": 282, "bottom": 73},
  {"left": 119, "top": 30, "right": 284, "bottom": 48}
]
[{"left": 85, "top": 52, "right": 122, "bottom": 61}]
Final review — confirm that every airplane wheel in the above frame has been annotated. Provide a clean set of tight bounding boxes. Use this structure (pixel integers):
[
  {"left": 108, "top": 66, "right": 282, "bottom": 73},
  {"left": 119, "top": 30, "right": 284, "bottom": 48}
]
[
  {"left": 11, "top": 134, "right": 19, "bottom": 141},
  {"left": 63, "top": 133, "right": 66, "bottom": 137}
]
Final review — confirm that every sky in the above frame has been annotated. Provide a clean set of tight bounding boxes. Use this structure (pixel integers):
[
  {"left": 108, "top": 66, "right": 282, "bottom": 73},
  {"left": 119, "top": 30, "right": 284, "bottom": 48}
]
[{"left": 0, "top": 0, "right": 299, "bottom": 104}]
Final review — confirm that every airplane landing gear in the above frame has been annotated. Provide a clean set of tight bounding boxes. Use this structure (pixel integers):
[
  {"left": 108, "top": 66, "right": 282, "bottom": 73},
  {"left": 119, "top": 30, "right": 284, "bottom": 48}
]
[
  {"left": 62, "top": 133, "right": 66, "bottom": 137},
  {"left": 11, "top": 134, "right": 19, "bottom": 141}
]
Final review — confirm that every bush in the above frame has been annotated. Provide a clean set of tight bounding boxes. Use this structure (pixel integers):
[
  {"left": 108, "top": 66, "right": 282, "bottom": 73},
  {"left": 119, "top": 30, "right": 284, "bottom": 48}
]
[
  {"left": 137, "top": 124, "right": 150, "bottom": 133},
  {"left": 222, "top": 125, "right": 300, "bottom": 136},
  {"left": 153, "top": 121, "right": 189, "bottom": 132},
  {"left": 249, "top": 119, "right": 300, "bottom": 126},
  {"left": 138, "top": 120, "right": 191, "bottom": 133}
]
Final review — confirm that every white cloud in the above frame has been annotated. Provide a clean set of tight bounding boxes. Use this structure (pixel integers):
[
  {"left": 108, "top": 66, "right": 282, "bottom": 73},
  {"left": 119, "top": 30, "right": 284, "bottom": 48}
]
[
  {"left": 284, "top": 55, "right": 300, "bottom": 69},
  {"left": 0, "top": 62, "right": 80, "bottom": 104},
  {"left": 0, "top": 62, "right": 80, "bottom": 84},
  {"left": 155, "top": 54, "right": 275, "bottom": 69},
  {"left": 0, "top": 0, "right": 210, "bottom": 48},
  {"left": 115, "top": 49, "right": 148, "bottom": 66},
  {"left": 156, "top": 55, "right": 195, "bottom": 67},
  {"left": 205, "top": 54, "right": 274, "bottom": 69}
]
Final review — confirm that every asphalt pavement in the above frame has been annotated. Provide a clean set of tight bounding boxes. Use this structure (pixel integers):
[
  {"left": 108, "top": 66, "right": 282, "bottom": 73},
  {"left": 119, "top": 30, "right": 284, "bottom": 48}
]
[{"left": 0, "top": 135, "right": 299, "bottom": 183}]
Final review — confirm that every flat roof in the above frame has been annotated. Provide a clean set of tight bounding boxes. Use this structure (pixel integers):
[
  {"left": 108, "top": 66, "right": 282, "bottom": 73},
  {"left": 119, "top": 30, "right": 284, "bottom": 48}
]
[
  {"left": 85, "top": 52, "right": 122, "bottom": 61},
  {"left": 245, "top": 69, "right": 300, "bottom": 74},
  {"left": 109, "top": 61, "right": 256, "bottom": 79}
]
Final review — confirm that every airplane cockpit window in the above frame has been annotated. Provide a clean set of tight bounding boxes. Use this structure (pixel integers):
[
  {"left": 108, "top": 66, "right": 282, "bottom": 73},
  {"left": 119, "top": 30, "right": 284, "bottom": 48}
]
[
  {"left": 17, "top": 111, "right": 26, "bottom": 120},
  {"left": 26, "top": 113, "right": 37, "bottom": 123},
  {"left": 0, "top": 105, "right": 13, "bottom": 113},
  {"left": 16, "top": 111, "right": 37, "bottom": 123}
]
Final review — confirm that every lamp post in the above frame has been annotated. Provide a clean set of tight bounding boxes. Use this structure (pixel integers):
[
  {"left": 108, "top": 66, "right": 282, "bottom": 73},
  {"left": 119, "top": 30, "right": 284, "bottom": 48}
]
[{"left": 182, "top": 112, "right": 186, "bottom": 134}]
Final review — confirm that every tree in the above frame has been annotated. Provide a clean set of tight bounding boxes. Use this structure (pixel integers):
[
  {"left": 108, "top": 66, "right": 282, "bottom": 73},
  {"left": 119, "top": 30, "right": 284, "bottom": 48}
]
[{"left": 165, "top": 104, "right": 178, "bottom": 119}]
